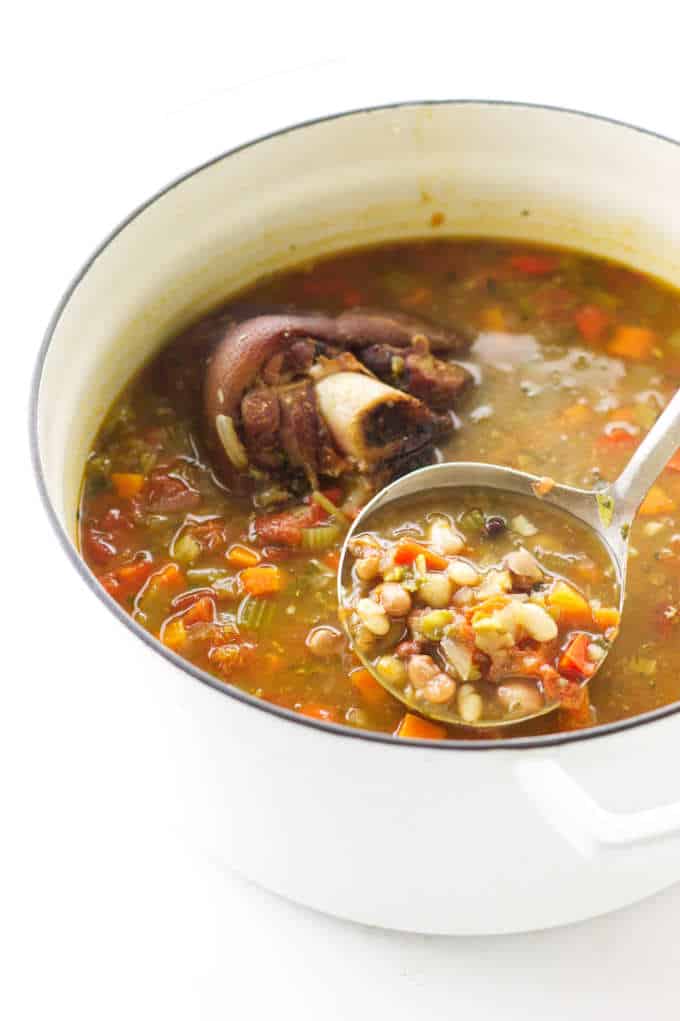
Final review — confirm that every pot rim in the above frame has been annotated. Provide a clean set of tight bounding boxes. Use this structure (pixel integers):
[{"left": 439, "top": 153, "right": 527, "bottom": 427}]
[{"left": 30, "top": 97, "right": 680, "bottom": 752}]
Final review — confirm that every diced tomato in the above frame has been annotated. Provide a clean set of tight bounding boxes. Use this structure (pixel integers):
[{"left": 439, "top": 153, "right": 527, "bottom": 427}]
[
  {"left": 99, "top": 552, "right": 154, "bottom": 601},
  {"left": 559, "top": 633, "right": 595, "bottom": 679},
  {"left": 254, "top": 511, "right": 303, "bottom": 547},
  {"left": 99, "top": 507, "right": 136, "bottom": 533},
  {"left": 508, "top": 253, "right": 560, "bottom": 276},
  {"left": 574, "top": 304, "right": 611, "bottom": 343},
  {"left": 191, "top": 518, "right": 229, "bottom": 552},
  {"left": 83, "top": 528, "right": 117, "bottom": 565},
  {"left": 540, "top": 666, "right": 586, "bottom": 709}
]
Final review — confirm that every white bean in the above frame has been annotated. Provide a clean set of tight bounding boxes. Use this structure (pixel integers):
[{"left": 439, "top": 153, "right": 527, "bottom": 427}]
[
  {"left": 457, "top": 683, "right": 484, "bottom": 723},
  {"left": 429, "top": 520, "right": 465, "bottom": 555},
  {"left": 422, "top": 673, "right": 457, "bottom": 704},
  {"left": 447, "top": 558, "right": 480, "bottom": 587},
  {"left": 419, "top": 573, "right": 452, "bottom": 608},
  {"left": 356, "top": 597, "right": 390, "bottom": 636},
  {"left": 497, "top": 680, "right": 544, "bottom": 714},
  {"left": 377, "top": 582, "right": 412, "bottom": 617},
  {"left": 376, "top": 655, "right": 408, "bottom": 685},
  {"left": 305, "top": 626, "right": 345, "bottom": 658},
  {"left": 517, "top": 601, "right": 558, "bottom": 642},
  {"left": 407, "top": 654, "right": 440, "bottom": 689},
  {"left": 356, "top": 555, "right": 381, "bottom": 582}
]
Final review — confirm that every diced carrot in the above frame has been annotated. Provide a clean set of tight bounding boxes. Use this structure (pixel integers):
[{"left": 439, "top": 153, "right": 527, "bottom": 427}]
[
  {"left": 593, "top": 606, "right": 620, "bottom": 631},
  {"left": 596, "top": 428, "right": 638, "bottom": 449},
  {"left": 298, "top": 703, "right": 339, "bottom": 722},
  {"left": 560, "top": 403, "right": 592, "bottom": 427},
  {"left": 323, "top": 550, "right": 341, "bottom": 572},
  {"left": 226, "top": 544, "right": 261, "bottom": 568},
  {"left": 639, "top": 484, "right": 675, "bottom": 516},
  {"left": 393, "top": 540, "right": 448, "bottom": 571},
  {"left": 666, "top": 449, "right": 680, "bottom": 473},
  {"left": 110, "top": 472, "right": 145, "bottom": 499},
  {"left": 395, "top": 713, "right": 447, "bottom": 740},
  {"left": 351, "top": 667, "right": 390, "bottom": 706},
  {"left": 607, "top": 325, "right": 656, "bottom": 361},
  {"left": 115, "top": 556, "right": 155, "bottom": 592},
  {"left": 508, "top": 253, "right": 560, "bottom": 276},
  {"left": 559, "top": 633, "right": 594, "bottom": 678},
  {"left": 149, "top": 563, "right": 185, "bottom": 591},
  {"left": 547, "top": 581, "right": 592, "bottom": 626},
  {"left": 574, "top": 305, "right": 611, "bottom": 343},
  {"left": 182, "top": 596, "right": 215, "bottom": 626},
  {"left": 161, "top": 616, "right": 187, "bottom": 651},
  {"left": 401, "top": 286, "right": 432, "bottom": 309},
  {"left": 479, "top": 305, "right": 507, "bottom": 331},
  {"left": 240, "top": 565, "right": 287, "bottom": 597}
]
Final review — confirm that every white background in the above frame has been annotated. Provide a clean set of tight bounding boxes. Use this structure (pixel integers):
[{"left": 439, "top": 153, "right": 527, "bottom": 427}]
[{"left": 4, "top": 3, "right": 680, "bottom": 1017}]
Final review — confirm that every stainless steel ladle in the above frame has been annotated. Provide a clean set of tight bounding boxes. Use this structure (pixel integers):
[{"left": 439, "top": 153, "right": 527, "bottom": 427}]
[{"left": 338, "top": 388, "right": 680, "bottom": 729}]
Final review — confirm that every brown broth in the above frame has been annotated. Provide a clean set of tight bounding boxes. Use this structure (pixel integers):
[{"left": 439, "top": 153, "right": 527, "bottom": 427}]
[{"left": 79, "top": 238, "right": 680, "bottom": 739}]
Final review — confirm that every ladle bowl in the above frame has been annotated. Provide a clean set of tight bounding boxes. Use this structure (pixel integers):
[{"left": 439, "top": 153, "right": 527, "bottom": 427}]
[{"left": 338, "top": 385, "right": 680, "bottom": 727}]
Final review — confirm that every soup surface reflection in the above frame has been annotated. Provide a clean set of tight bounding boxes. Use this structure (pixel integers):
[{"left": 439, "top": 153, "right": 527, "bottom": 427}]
[{"left": 79, "top": 239, "right": 680, "bottom": 739}]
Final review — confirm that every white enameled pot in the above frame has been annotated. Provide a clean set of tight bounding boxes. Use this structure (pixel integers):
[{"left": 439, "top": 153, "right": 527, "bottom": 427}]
[{"left": 32, "top": 102, "right": 680, "bottom": 935}]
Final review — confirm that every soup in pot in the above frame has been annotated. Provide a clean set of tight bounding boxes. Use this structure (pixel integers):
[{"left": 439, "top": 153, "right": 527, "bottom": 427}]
[{"left": 78, "top": 239, "right": 680, "bottom": 740}]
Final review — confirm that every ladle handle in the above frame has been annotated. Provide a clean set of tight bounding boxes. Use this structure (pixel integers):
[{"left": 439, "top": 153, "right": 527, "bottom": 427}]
[{"left": 610, "top": 387, "right": 680, "bottom": 518}]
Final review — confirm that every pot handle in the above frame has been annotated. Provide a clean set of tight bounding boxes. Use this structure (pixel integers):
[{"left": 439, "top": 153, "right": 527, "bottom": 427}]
[{"left": 515, "top": 759, "right": 680, "bottom": 856}]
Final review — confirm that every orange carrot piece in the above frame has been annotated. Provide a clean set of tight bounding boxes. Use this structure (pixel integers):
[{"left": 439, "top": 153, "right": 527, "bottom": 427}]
[
  {"left": 639, "top": 484, "right": 675, "bottom": 516},
  {"left": 240, "top": 565, "right": 287, "bottom": 596},
  {"left": 574, "top": 305, "right": 611, "bottom": 343},
  {"left": 110, "top": 472, "right": 145, "bottom": 499},
  {"left": 351, "top": 667, "right": 390, "bottom": 706},
  {"left": 395, "top": 713, "right": 447, "bottom": 740},
  {"left": 226, "top": 544, "right": 261, "bottom": 568},
  {"left": 393, "top": 540, "right": 448, "bottom": 571},
  {"left": 161, "top": 616, "right": 187, "bottom": 651},
  {"left": 593, "top": 606, "right": 620, "bottom": 631},
  {"left": 607, "top": 325, "right": 656, "bottom": 361},
  {"left": 182, "top": 596, "right": 215, "bottom": 626},
  {"left": 150, "top": 563, "right": 186, "bottom": 591},
  {"left": 480, "top": 305, "right": 507, "bottom": 331},
  {"left": 547, "top": 581, "right": 592, "bottom": 626}
]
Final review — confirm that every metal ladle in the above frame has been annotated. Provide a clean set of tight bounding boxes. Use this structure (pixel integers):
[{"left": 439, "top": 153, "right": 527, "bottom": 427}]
[{"left": 338, "top": 388, "right": 680, "bottom": 729}]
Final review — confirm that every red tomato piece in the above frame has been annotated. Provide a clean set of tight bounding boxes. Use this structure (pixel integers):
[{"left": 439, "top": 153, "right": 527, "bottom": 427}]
[
  {"left": 574, "top": 304, "right": 611, "bottom": 343},
  {"left": 508, "top": 253, "right": 560, "bottom": 276}
]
